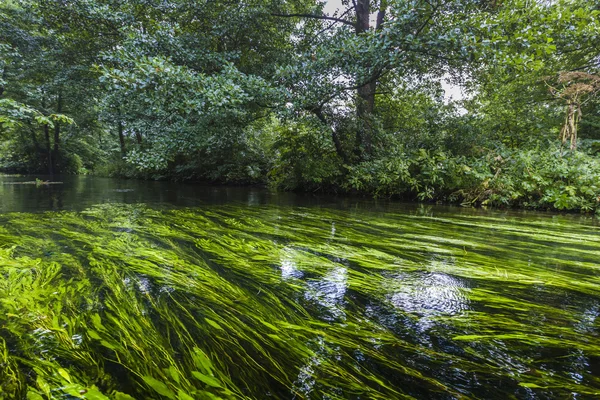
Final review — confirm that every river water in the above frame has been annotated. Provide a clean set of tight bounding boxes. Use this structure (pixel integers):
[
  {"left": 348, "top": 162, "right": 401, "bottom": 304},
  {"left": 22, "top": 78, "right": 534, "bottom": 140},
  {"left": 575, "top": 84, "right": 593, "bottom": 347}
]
[{"left": 0, "top": 175, "right": 599, "bottom": 399}]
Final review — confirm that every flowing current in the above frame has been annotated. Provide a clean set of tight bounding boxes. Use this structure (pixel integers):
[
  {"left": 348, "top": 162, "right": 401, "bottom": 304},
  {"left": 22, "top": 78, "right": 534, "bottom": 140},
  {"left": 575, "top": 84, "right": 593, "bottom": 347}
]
[{"left": 0, "top": 175, "right": 599, "bottom": 399}]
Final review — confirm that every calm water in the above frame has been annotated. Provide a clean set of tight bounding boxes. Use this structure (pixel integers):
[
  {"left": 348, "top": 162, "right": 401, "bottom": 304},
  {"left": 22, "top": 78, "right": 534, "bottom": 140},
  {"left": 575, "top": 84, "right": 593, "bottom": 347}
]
[{"left": 1, "top": 175, "right": 599, "bottom": 399}]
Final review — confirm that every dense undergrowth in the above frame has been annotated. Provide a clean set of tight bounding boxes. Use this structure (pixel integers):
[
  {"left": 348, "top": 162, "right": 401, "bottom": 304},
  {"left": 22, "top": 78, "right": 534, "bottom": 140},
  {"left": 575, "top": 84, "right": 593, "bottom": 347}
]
[
  {"left": 343, "top": 145, "right": 600, "bottom": 213},
  {"left": 5, "top": 133, "right": 600, "bottom": 214}
]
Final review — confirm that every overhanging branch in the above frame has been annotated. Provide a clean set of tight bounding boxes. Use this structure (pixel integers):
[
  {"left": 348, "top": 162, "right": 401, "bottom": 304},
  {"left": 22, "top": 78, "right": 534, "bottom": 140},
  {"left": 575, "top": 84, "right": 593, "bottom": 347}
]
[{"left": 271, "top": 12, "right": 356, "bottom": 28}]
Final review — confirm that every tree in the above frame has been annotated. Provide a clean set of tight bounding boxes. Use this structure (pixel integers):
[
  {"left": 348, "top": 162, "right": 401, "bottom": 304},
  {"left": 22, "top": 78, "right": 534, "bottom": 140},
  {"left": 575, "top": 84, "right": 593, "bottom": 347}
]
[
  {"left": 547, "top": 72, "right": 600, "bottom": 150},
  {"left": 0, "top": 2, "right": 78, "bottom": 173}
]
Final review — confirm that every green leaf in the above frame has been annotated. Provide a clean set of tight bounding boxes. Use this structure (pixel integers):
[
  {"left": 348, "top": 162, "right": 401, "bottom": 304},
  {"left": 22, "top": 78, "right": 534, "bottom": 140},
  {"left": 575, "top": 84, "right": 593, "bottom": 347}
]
[
  {"left": 57, "top": 368, "right": 72, "bottom": 383},
  {"left": 88, "top": 329, "right": 102, "bottom": 340},
  {"left": 204, "top": 318, "right": 224, "bottom": 331},
  {"left": 26, "top": 391, "right": 44, "bottom": 400},
  {"left": 191, "top": 347, "right": 214, "bottom": 374},
  {"left": 142, "top": 376, "right": 176, "bottom": 399},
  {"left": 177, "top": 390, "right": 195, "bottom": 400},
  {"left": 191, "top": 371, "right": 221, "bottom": 388},
  {"left": 168, "top": 365, "right": 180, "bottom": 384},
  {"left": 114, "top": 392, "right": 137, "bottom": 400},
  {"left": 519, "top": 382, "right": 545, "bottom": 389}
]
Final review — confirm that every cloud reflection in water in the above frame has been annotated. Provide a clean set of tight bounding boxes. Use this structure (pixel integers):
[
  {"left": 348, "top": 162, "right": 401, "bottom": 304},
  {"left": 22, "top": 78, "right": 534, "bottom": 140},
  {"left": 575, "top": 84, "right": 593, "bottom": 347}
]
[{"left": 386, "top": 271, "right": 471, "bottom": 317}]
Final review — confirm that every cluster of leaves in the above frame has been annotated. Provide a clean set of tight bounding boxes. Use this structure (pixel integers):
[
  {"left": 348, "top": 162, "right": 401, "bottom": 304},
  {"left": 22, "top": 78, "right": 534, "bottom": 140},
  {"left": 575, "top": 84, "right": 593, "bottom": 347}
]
[
  {"left": 0, "top": 98, "right": 73, "bottom": 130},
  {"left": 99, "top": 54, "right": 272, "bottom": 172}
]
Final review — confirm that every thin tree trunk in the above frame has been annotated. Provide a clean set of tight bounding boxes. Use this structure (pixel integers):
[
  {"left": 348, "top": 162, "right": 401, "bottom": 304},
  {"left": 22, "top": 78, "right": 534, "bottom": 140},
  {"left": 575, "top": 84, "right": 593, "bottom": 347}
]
[
  {"left": 376, "top": 0, "right": 387, "bottom": 29},
  {"left": 135, "top": 131, "right": 143, "bottom": 144},
  {"left": 118, "top": 120, "right": 126, "bottom": 157},
  {"left": 41, "top": 90, "right": 53, "bottom": 174},
  {"left": 0, "top": 66, "right": 6, "bottom": 98},
  {"left": 53, "top": 91, "right": 63, "bottom": 172},
  {"left": 117, "top": 108, "right": 126, "bottom": 157},
  {"left": 570, "top": 104, "right": 581, "bottom": 151},
  {"left": 45, "top": 124, "right": 53, "bottom": 175}
]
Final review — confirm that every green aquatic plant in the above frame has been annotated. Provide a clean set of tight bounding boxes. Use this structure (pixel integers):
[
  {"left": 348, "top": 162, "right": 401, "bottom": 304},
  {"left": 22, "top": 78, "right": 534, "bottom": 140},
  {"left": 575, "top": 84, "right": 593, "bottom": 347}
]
[{"left": 0, "top": 203, "right": 599, "bottom": 399}]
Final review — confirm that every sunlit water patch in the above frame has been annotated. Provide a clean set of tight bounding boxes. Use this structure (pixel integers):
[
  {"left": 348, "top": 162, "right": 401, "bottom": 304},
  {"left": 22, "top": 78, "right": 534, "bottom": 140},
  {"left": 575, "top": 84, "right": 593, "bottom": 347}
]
[{"left": 1, "top": 200, "right": 600, "bottom": 399}]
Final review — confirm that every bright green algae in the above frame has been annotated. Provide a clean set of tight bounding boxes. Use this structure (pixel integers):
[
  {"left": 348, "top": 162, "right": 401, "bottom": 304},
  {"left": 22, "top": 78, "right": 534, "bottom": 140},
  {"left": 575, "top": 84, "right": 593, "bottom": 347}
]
[{"left": 0, "top": 203, "right": 599, "bottom": 399}]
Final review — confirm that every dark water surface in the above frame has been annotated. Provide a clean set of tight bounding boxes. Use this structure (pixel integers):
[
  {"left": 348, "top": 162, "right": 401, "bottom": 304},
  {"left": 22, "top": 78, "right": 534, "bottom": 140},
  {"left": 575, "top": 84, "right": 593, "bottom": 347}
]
[{"left": 1, "top": 175, "right": 599, "bottom": 399}]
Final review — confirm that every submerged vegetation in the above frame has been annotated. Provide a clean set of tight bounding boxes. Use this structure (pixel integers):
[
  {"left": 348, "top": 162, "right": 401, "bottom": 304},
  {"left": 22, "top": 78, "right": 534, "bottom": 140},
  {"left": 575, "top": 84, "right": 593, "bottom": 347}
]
[
  {"left": 1, "top": 0, "right": 599, "bottom": 211},
  {"left": 0, "top": 201, "right": 599, "bottom": 398}
]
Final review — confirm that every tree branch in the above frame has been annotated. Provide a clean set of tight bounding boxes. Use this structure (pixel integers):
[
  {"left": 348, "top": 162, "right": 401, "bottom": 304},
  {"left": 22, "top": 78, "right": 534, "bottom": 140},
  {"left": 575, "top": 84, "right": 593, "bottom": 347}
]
[
  {"left": 271, "top": 13, "right": 356, "bottom": 27},
  {"left": 376, "top": 0, "right": 387, "bottom": 30},
  {"left": 309, "top": 106, "right": 349, "bottom": 164}
]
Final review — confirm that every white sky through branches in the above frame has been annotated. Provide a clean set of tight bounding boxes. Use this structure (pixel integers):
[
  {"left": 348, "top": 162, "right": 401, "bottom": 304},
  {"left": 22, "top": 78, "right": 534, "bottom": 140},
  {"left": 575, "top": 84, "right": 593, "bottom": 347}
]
[{"left": 323, "top": 0, "right": 465, "bottom": 102}]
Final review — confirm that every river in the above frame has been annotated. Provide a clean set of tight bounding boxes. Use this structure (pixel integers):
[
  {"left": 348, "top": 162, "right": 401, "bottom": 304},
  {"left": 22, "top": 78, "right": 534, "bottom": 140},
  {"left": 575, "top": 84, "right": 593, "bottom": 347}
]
[{"left": 1, "top": 175, "right": 599, "bottom": 399}]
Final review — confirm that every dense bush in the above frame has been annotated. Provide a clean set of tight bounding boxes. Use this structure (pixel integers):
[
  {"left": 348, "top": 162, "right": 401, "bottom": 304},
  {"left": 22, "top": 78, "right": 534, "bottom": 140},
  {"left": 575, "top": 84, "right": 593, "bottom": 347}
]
[
  {"left": 342, "top": 144, "right": 600, "bottom": 213},
  {"left": 268, "top": 120, "right": 343, "bottom": 191},
  {"left": 0, "top": 142, "right": 90, "bottom": 175}
]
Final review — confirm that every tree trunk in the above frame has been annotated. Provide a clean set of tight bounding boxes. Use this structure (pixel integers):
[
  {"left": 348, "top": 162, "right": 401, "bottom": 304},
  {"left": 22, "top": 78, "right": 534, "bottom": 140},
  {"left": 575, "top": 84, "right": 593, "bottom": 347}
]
[
  {"left": 53, "top": 91, "right": 63, "bottom": 172},
  {"left": 135, "top": 131, "right": 143, "bottom": 144},
  {"left": 355, "top": 0, "right": 373, "bottom": 118},
  {"left": 355, "top": 0, "right": 370, "bottom": 34},
  {"left": 353, "top": 0, "right": 386, "bottom": 158},
  {"left": 117, "top": 107, "right": 126, "bottom": 157},
  {"left": 118, "top": 120, "right": 126, "bottom": 157},
  {"left": 0, "top": 66, "right": 6, "bottom": 98},
  {"left": 354, "top": 0, "right": 372, "bottom": 157},
  {"left": 355, "top": 82, "right": 376, "bottom": 156},
  {"left": 44, "top": 124, "right": 53, "bottom": 175},
  {"left": 560, "top": 102, "right": 581, "bottom": 151}
]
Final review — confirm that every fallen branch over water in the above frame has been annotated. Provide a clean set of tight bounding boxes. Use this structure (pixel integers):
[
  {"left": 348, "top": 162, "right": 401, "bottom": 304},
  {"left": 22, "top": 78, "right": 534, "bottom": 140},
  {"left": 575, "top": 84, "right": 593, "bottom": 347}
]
[{"left": 3, "top": 181, "right": 63, "bottom": 185}]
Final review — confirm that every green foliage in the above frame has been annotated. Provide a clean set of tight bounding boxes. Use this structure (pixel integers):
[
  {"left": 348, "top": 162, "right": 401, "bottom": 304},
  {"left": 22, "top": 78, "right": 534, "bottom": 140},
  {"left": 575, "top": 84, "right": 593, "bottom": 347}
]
[
  {"left": 0, "top": 0, "right": 599, "bottom": 209},
  {"left": 343, "top": 143, "right": 600, "bottom": 213},
  {"left": 472, "top": 147, "right": 600, "bottom": 212},
  {"left": 269, "top": 119, "right": 343, "bottom": 190},
  {"left": 98, "top": 54, "right": 273, "bottom": 173},
  {"left": 345, "top": 148, "right": 466, "bottom": 200}
]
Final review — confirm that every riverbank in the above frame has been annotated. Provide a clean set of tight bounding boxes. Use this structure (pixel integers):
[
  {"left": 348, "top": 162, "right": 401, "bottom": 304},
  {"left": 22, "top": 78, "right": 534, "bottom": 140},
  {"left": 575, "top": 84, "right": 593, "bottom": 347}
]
[
  {"left": 5, "top": 143, "right": 600, "bottom": 215},
  {"left": 87, "top": 145, "right": 600, "bottom": 215}
]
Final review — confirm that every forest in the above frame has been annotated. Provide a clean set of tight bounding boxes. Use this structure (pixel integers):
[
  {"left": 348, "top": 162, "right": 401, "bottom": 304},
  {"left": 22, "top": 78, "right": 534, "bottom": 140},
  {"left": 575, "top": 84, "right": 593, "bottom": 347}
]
[{"left": 1, "top": 0, "right": 600, "bottom": 212}]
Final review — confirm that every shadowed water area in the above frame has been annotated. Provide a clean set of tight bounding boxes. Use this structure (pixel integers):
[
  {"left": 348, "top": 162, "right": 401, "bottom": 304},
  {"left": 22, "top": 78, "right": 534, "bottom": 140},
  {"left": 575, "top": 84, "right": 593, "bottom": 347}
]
[{"left": 1, "top": 176, "right": 599, "bottom": 399}]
